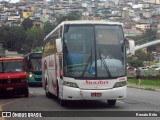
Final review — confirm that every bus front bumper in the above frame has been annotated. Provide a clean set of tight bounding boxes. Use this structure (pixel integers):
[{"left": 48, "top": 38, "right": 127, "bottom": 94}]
[{"left": 62, "top": 86, "right": 126, "bottom": 100}]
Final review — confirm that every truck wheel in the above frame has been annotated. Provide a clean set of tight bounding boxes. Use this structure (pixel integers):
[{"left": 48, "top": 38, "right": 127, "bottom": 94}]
[
  {"left": 107, "top": 100, "right": 116, "bottom": 106},
  {"left": 24, "top": 88, "right": 29, "bottom": 98}
]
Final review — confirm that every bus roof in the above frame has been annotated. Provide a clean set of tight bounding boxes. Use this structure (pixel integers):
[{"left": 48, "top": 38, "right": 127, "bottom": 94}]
[
  {"left": 44, "top": 20, "right": 123, "bottom": 41},
  {"left": 61, "top": 20, "right": 123, "bottom": 25},
  {"left": 0, "top": 57, "right": 24, "bottom": 61}
]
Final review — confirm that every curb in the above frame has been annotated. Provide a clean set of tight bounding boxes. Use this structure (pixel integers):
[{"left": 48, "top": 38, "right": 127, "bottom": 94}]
[{"left": 127, "top": 85, "right": 160, "bottom": 92}]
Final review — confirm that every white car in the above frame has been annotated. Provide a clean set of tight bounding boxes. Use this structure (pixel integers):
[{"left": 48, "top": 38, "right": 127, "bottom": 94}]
[
  {"left": 155, "top": 67, "right": 160, "bottom": 70},
  {"left": 139, "top": 67, "right": 148, "bottom": 70}
]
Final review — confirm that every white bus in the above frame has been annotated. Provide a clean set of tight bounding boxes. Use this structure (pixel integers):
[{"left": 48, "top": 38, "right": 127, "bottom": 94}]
[{"left": 42, "top": 20, "right": 135, "bottom": 106}]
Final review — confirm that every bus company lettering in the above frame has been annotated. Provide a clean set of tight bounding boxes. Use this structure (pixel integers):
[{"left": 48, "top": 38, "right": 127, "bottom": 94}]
[
  {"left": 49, "top": 57, "right": 54, "bottom": 67},
  {"left": 119, "top": 77, "right": 126, "bottom": 81},
  {"left": 86, "top": 80, "right": 108, "bottom": 85}
]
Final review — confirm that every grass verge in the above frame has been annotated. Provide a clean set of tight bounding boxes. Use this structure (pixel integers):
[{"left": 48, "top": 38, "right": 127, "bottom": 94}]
[{"left": 127, "top": 78, "right": 160, "bottom": 87}]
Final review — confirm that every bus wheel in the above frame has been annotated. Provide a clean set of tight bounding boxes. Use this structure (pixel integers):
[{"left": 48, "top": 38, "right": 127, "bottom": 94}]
[
  {"left": 59, "top": 98, "right": 67, "bottom": 106},
  {"left": 57, "top": 84, "right": 67, "bottom": 106},
  {"left": 107, "top": 100, "right": 116, "bottom": 106},
  {"left": 45, "top": 82, "right": 52, "bottom": 98}
]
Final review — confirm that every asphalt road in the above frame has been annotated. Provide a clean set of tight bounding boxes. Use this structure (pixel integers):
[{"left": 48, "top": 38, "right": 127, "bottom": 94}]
[{"left": 0, "top": 86, "right": 160, "bottom": 120}]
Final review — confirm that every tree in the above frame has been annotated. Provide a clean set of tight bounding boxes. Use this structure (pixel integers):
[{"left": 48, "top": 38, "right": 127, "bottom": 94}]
[
  {"left": 143, "top": 29, "right": 157, "bottom": 41},
  {"left": 5, "top": 26, "right": 26, "bottom": 51},
  {"left": 127, "top": 58, "right": 144, "bottom": 67},
  {"left": 143, "top": 29, "right": 157, "bottom": 52},
  {"left": 21, "top": 18, "right": 34, "bottom": 30},
  {"left": 135, "top": 50, "right": 148, "bottom": 61},
  {"left": 56, "top": 13, "right": 81, "bottom": 24},
  {"left": 127, "top": 49, "right": 153, "bottom": 67},
  {"left": 0, "top": 25, "right": 10, "bottom": 45},
  {"left": 25, "top": 27, "right": 44, "bottom": 52},
  {"left": 43, "top": 21, "right": 56, "bottom": 36}
]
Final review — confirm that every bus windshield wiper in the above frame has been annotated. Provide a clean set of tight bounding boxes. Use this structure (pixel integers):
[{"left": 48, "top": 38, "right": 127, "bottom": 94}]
[
  {"left": 81, "top": 49, "right": 92, "bottom": 77},
  {"left": 35, "top": 59, "right": 41, "bottom": 67},
  {"left": 99, "top": 49, "right": 112, "bottom": 78}
]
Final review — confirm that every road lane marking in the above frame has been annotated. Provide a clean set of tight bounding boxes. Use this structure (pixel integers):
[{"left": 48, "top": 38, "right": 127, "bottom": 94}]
[
  {"left": 117, "top": 101, "right": 124, "bottom": 104},
  {"left": 0, "top": 91, "right": 33, "bottom": 107},
  {"left": 29, "top": 91, "right": 33, "bottom": 94},
  {"left": 1, "top": 99, "right": 23, "bottom": 107},
  {"left": 0, "top": 90, "right": 33, "bottom": 120}
]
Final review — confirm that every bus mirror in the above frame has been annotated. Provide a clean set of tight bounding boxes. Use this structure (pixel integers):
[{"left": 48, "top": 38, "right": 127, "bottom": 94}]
[
  {"left": 128, "top": 40, "right": 135, "bottom": 55},
  {"left": 56, "top": 38, "right": 62, "bottom": 53}
]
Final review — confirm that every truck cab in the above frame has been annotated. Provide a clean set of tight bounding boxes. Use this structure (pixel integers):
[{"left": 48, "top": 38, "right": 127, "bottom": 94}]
[{"left": 0, "top": 57, "right": 29, "bottom": 97}]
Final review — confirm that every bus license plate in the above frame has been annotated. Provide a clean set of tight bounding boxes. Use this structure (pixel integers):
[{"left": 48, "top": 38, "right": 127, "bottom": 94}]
[
  {"left": 91, "top": 93, "right": 102, "bottom": 97},
  {"left": 6, "top": 87, "right": 13, "bottom": 90}
]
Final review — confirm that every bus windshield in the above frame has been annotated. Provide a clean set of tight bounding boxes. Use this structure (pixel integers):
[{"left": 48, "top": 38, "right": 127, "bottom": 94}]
[
  {"left": 29, "top": 58, "right": 42, "bottom": 72},
  {"left": 0, "top": 60, "right": 24, "bottom": 73},
  {"left": 63, "top": 24, "right": 126, "bottom": 79},
  {"left": 27, "top": 53, "right": 42, "bottom": 72}
]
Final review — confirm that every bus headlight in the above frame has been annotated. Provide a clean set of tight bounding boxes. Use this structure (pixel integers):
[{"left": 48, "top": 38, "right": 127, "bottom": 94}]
[
  {"left": 63, "top": 81, "right": 78, "bottom": 88},
  {"left": 29, "top": 73, "right": 33, "bottom": 78},
  {"left": 113, "top": 81, "right": 127, "bottom": 88}
]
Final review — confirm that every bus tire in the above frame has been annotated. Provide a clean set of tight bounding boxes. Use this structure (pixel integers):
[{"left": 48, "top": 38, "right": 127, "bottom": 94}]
[
  {"left": 45, "top": 82, "right": 52, "bottom": 98},
  {"left": 60, "top": 99, "right": 67, "bottom": 106},
  {"left": 107, "top": 100, "right": 116, "bottom": 106},
  {"left": 57, "top": 83, "right": 67, "bottom": 106}
]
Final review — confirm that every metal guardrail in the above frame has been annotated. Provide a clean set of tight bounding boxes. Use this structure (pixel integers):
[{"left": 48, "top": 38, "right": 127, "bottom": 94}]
[
  {"left": 135, "top": 35, "right": 160, "bottom": 47},
  {"left": 126, "top": 35, "right": 160, "bottom": 55},
  {"left": 127, "top": 70, "right": 160, "bottom": 78}
]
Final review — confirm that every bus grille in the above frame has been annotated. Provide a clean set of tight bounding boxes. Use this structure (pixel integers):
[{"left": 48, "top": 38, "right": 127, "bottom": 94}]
[
  {"left": 34, "top": 78, "right": 42, "bottom": 81},
  {"left": 0, "top": 79, "right": 22, "bottom": 84}
]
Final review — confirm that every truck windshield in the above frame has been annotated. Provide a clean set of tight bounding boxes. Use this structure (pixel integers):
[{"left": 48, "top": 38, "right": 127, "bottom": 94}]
[
  {"left": 0, "top": 60, "right": 24, "bottom": 73},
  {"left": 63, "top": 24, "right": 126, "bottom": 79}
]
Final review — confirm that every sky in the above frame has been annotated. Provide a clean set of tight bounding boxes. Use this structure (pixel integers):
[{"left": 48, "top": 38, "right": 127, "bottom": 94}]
[
  {"left": 0, "top": 0, "right": 19, "bottom": 3},
  {"left": 9, "top": 0, "right": 49, "bottom": 3},
  {"left": 10, "top": 0, "right": 20, "bottom": 3}
]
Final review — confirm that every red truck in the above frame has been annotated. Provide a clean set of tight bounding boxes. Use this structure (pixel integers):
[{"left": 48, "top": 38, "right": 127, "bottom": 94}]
[{"left": 0, "top": 57, "right": 29, "bottom": 97}]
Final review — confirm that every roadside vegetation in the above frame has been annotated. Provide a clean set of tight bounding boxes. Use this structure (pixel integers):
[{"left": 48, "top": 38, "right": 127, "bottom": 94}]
[
  {"left": 128, "top": 78, "right": 160, "bottom": 87},
  {"left": 127, "top": 68, "right": 160, "bottom": 87},
  {"left": 127, "top": 29, "right": 160, "bottom": 87},
  {"left": 127, "top": 29, "right": 160, "bottom": 70},
  {"left": 0, "top": 13, "right": 81, "bottom": 54}
]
